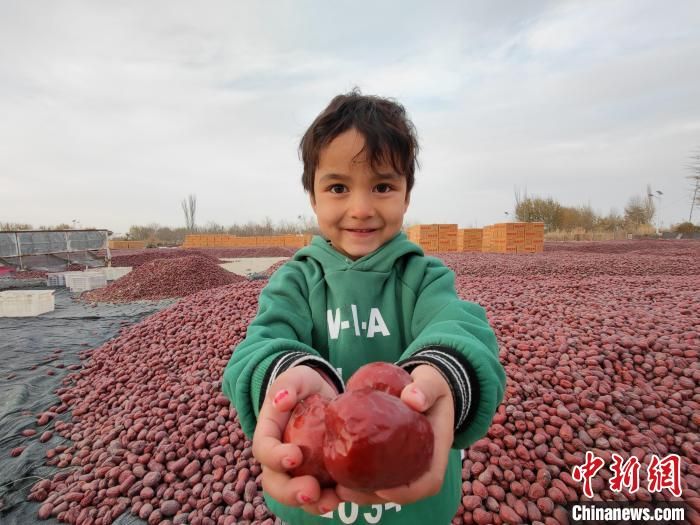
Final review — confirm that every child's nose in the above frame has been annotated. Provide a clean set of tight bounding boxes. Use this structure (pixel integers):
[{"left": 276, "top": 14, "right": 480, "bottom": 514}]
[{"left": 348, "top": 192, "right": 375, "bottom": 219}]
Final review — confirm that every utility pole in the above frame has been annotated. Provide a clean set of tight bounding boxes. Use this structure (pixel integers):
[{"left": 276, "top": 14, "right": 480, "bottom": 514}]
[{"left": 688, "top": 148, "right": 700, "bottom": 223}]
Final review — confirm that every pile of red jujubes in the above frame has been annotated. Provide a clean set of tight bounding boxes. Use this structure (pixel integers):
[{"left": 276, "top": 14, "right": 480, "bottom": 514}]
[
  {"left": 435, "top": 244, "right": 697, "bottom": 278},
  {"left": 542, "top": 239, "right": 696, "bottom": 254},
  {"left": 2, "top": 270, "right": 48, "bottom": 279},
  {"left": 444, "top": 241, "right": 699, "bottom": 524},
  {"left": 65, "top": 264, "right": 90, "bottom": 272},
  {"left": 29, "top": 282, "right": 267, "bottom": 524},
  {"left": 19, "top": 240, "right": 699, "bottom": 525},
  {"left": 83, "top": 256, "right": 245, "bottom": 303},
  {"left": 198, "top": 247, "right": 297, "bottom": 258},
  {"left": 110, "top": 250, "right": 221, "bottom": 269},
  {"left": 108, "top": 247, "right": 296, "bottom": 268}
]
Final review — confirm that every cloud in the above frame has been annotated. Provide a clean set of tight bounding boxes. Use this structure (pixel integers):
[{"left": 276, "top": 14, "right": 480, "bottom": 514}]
[{"left": 1, "top": 0, "right": 699, "bottom": 233}]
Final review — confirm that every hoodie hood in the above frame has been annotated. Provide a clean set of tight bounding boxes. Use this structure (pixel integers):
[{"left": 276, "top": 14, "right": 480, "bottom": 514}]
[{"left": 293, "top": 231, "right": 423, "bottom": 273}]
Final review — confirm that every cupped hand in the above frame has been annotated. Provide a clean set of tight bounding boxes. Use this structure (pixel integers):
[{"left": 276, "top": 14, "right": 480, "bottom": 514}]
[
  {"left": 252, "top": 365, "right": 342, "bottom": 515},
  {"left": 335, "top": 364, "right": 455, "bottom": 506}
]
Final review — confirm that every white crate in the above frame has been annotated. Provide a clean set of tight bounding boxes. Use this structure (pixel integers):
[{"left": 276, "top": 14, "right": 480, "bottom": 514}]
[
  {"left": 0, "top": 290, "right": 55, "bottom": 317},
  {"left": 63, "top": 271, "right": 87, "bottom": 289},
  {"left": 69, "top": 273, "right": 107, "bottom": 293},
  {"left": 47, "top": 273, "right": 66, "bottom": 287}
]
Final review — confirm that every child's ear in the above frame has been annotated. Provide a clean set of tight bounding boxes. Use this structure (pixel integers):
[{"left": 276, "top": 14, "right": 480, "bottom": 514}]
[
  {"left": 309, "top": 191, "right": 317, "bottom": 212},
  {"left": 404, "top": 191, "right": 411, "bottom": 211}
]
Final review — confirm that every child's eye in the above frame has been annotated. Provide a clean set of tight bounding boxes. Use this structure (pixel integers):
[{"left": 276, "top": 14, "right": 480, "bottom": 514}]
[
  {"left": 375, "top": 183, "right": 393, "bottom": 193},
  {"left": 329, "top": 184, "right": 347, "bottom": 194}
]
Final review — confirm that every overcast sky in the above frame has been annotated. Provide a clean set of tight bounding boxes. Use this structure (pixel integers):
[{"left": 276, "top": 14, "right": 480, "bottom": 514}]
[{"left": 2, "top": 0, "right": 699, "bottom": 235}]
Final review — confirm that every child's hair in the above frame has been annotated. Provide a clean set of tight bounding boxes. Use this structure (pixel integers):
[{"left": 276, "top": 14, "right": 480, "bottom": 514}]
[{"left": 299, "top": 88, "right": 419, "bottom": 198}]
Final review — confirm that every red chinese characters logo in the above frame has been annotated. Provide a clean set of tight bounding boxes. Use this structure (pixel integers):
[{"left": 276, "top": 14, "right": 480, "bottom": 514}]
[
  {"left": 609, "top": 453, "right": 641, "bottom": 493},
  {"left": 572, "top": 451, "right": 606, "bottom": 498},
  {"left": 647, "top": 453, "right": 682, "bottom": 498},
  {"left": 573, "top": 453, "right": 683, "bottom": 498}
]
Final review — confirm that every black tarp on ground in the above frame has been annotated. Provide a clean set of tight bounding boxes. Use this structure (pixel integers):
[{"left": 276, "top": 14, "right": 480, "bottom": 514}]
[{"left": 0, "top": 287, "right": 174, "bottom": 524}]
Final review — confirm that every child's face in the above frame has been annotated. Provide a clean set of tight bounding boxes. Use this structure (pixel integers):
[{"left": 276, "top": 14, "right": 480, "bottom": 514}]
[{"left": 310, "top": 128, "right": 410, "bottom": 260}]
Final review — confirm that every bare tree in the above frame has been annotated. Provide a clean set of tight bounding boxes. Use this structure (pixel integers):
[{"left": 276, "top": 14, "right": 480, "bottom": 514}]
[
  {"left": 0, "top": 222, "right": 33, "bottom": 231},
  {"left": 513, "top": 186, "right": 527, "bottom": 217},
  {"left": 687, "top": 148, "right": 700, "bottom": 223},
  {"left": 202, "top": 221, "right": 225, "bottom": 233},
  {"left": 296, "top": 214, "right": 320, "bottom": 234},
  {"left": 514, "top": 195, "right": 562, "bottom": 230},
  {"left": 262, "top": 216, "right": 274, "bottom": 236},
  {"left": 181, "top": 194, "right": 197, "bottom": 231},
  {"left": 625, "top": 189, "right": 655, "bottom": 227}
]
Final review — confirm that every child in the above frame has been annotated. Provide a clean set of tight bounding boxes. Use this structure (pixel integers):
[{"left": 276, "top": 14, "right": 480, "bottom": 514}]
[{"left": 222, "top": 90, "right": 506, "bottom": 525}]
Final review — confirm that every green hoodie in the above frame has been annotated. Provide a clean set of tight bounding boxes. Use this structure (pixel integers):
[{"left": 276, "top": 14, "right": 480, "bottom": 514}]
[{"left": 222, "top": 232, "right": 506, "bottom": 525}]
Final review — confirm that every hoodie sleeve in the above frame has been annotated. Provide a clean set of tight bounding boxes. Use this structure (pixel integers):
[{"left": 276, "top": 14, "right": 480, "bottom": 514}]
[
  {"left": 396, "top": 257, "right": 506, "bottom": 450},
  {"left": 221, "top": 262, "right": 343, "bottom": 440}
]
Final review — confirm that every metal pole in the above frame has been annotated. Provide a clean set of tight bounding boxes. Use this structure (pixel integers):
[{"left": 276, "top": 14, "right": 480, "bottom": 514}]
[
  {"left": 15, "top": 232, "right": 23, "bottom": 271},
  {"left": 105, "top": 231, "right": 112, "bottom": 267},
  {"left": 690, "top": 180, "right": 698, "bottom": 223}
]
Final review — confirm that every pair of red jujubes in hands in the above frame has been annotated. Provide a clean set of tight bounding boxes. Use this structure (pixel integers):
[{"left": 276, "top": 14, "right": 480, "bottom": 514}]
[{"left": 282, "top": 362, "right": 434, "bottom": 491}]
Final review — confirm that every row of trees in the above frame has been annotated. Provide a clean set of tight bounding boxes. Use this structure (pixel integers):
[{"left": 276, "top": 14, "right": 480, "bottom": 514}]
[
  {"left": 513, "top": 186, "right": 660, "bottom": 232},
  {"left": 125, "top": 215, "right": 322, "bottom": 245},
  {"left": 515, "top": 147, "right": 700, "bottom": 231},
  {"left": 0, "top": 222, "right": 95, "bottom": 231},
  {"left": 0, "top": 222, "right": 34, "bottom": 230}
]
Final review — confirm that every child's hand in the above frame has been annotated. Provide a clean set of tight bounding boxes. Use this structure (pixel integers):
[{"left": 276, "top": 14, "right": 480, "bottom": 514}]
[
  {"left": 335, "top": 364, "right": 455, "bottom": 506},
  {"left": 252, "top": 365, "right": 342, "bottom": 515}
]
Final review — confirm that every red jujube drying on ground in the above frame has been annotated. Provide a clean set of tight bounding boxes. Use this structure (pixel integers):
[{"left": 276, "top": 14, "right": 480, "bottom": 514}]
[
  {"left": 323, "top": 387, "right": 434, "bottom": 491},
  {"left": 282, "top": 394, "right": 335, "bottom": 488},
  {"left": 345, "top": 362, "right": 412, "bottom": 398}
]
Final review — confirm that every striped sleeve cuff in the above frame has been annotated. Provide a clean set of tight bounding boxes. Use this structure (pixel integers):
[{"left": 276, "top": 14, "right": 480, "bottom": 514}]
[
  {"left": 396, "top": 346, "right": 480, "bottom": 434},
  {"left": 258, "top": 352, "right": 345, "bottom": 411}
]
